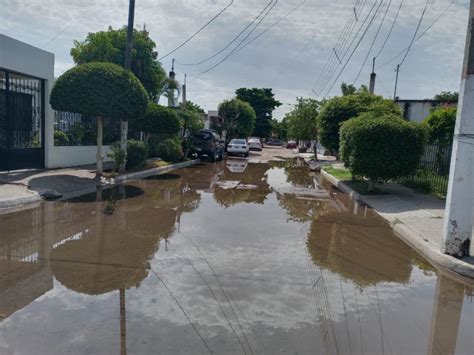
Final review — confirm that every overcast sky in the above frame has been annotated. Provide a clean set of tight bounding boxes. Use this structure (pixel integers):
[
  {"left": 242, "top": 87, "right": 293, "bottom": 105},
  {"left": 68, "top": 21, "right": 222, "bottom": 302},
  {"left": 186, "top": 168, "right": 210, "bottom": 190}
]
[{"left": 1, "top": 0, "right": 469, "bottom": 119}]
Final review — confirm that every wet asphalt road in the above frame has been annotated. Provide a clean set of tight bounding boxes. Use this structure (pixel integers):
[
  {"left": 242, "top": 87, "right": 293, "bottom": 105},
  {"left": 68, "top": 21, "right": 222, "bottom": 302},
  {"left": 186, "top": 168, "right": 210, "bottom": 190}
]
[{"left": 0, "top": 150, "right": 473, "bottom": 354}]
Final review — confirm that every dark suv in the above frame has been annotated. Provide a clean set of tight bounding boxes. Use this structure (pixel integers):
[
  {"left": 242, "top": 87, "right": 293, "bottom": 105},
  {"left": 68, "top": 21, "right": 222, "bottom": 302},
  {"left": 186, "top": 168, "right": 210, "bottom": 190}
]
[{"left": 191, "top": 129, "right": 225, "bottom": 162}]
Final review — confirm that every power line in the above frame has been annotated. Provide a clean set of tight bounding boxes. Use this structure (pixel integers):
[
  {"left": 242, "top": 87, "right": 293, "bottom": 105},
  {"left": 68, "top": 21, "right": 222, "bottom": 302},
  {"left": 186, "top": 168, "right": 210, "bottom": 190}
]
[
  {"left": 177, "top": 0, "right": 274, "bottom": 66},
  {"left": 226, "top": 0, "right": 307, "bottom": 57},
  {"left": 312, "top": 0, "right": 368, "bottom": 95},
  {"left": 353, "top": 0, "right": 392, "bottom": 84},
  {"left": 377, "top": 0, "right": 455, "bottom": 69},
  {"left": 188, "top": 0, "right": 278, "bottom": 77},
  {"left": 373, "top": 0, "right": 404, "bottom": 59},
  {"left": 322, "top": 0, "right": 385, "bottom": 98},
  {"left": 158, "top": 0, "right": 235, "bottom": 60},
  {"left": 398, "top": 0, "right": 430, "bottom": 67},
  {"left": 316, "top": 0, "right": 382, "bottom": 97}
]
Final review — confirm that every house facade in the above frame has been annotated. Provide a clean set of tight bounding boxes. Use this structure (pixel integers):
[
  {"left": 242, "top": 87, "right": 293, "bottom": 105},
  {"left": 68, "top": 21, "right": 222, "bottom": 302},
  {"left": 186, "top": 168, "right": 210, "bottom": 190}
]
[
  {"left": 395, "top": 99, "right": 457, "bottom": 123},
  {"left": 0, "top": 34, "right": 110, "bottom": 171}
]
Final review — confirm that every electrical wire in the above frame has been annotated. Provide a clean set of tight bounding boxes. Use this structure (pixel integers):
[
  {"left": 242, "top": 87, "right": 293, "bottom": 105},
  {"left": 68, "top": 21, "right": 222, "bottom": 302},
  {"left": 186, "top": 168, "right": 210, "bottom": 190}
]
[
  {"left": 352, "top": 0, "right": 392, "bottom": 84},
  {"left": 316, "top": 0, "right": 378, "bottom": 96},
  {"left": 227, "top": 0, "right": 307, "bottom": 57},
  {"left": 322, "top": 0, "right": 385, "bottom": 98},
  {"left": 398, "top": 0, "right": 430, "bottom": 67},
  {"left": 188, "top": 0, "right": 278, "bottom": 77},
  {"left": 377, "top": 0, "right": 455, "bottom": 69},
  {"left": 312, "top": 0, "right": 369, "bottom": 96},
  {"left": 158, "top": 0, "right": 235, "bottom": 60},
  {"left": 177, "top": 0, "right": 274, "bottom": 66},
  {"left": 317, "top": 0, "right": 382, "bottom": 97},
  {"left": 373, "top": 0, "right": 404, "bottom": 59}
]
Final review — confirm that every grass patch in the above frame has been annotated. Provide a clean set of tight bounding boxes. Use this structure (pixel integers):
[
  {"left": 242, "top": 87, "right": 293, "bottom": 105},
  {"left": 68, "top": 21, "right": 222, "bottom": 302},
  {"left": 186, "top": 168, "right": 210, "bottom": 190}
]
[
  {"left": 146, "top": 160, "right": 170, "bottom": 169},
  {"left": 323, "top": 166, "right": 384, "bottom": 195},
  {"left": 323, "top": 166, "right": 352, "bottom": 181}
]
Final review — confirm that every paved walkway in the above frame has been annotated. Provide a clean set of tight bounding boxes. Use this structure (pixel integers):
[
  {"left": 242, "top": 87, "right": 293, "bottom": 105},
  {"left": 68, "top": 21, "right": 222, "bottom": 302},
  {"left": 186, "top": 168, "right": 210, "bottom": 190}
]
[
  {"left": 321, "top": 168, "right": 474, "bottom": 278},
  {"left": 0, "top": 164, "right": 111, "bottom": 210}
]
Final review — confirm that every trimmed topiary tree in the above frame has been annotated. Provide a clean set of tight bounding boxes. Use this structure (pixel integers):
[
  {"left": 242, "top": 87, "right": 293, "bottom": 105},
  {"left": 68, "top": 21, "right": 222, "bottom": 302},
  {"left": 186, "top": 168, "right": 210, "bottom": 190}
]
[
  {"left": 319, "top": 93, "right": 401, "bottom": 155},
  {"left": 50, "top": 62, "right": 148, "bottom": 175},
  {"left": 340, "top": 114, "right": 427, "bottom": 187},
  {"left": 131, "top": 102, "right": 181, "bottom": 141}
]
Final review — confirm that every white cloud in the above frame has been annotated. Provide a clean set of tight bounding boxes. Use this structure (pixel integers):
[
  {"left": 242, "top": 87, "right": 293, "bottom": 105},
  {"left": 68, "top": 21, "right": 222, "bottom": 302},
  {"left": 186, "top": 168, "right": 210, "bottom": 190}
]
[{"left": 1, "top": 0, "right": 468, "bottom": 118}]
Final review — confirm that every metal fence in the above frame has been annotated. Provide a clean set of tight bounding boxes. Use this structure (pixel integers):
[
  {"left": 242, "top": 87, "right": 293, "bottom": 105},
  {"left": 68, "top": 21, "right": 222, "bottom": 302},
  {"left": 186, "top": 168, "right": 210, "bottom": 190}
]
[
  {"left": 54, "top": 111, "right": 120, "bottom": 146},
  {"left": 400, "top": 144, "right": 452, "bottom": 197}
]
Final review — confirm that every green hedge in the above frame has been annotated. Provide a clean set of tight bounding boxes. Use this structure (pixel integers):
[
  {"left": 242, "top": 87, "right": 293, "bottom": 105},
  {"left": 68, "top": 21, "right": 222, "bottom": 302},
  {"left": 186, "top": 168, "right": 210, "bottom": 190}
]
[
  {"left": 131, "top": 102, "right": 181, "bottom": 136},
  {"left": 149, "top": 137, "right": 183, "bottom": 162},
  {"left": 126, "top": 139, "right": 148, "bottom": 170},
  {"left": 340, "top": 114, "right": 427, "bottom": 182}
]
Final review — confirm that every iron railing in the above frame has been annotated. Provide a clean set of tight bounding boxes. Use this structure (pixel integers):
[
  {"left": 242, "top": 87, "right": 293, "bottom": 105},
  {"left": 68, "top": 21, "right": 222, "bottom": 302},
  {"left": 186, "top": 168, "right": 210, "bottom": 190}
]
[{"left": 400, "top": 144, "right": 452, "bottom": 197}]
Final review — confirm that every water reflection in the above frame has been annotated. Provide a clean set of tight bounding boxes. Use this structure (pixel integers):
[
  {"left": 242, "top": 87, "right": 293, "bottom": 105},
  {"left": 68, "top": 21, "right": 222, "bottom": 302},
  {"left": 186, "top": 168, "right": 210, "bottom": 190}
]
[{"left": 0, "top": 160, "right": 473, "bottom": 354}]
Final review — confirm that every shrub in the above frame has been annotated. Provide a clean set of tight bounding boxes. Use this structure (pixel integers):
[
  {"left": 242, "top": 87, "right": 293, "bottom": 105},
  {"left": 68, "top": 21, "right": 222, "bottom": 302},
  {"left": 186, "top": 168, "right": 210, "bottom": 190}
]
[
  {"left": 423, "top": 106, "right": 456, "bottom": 148},
  {"left": 131, "top": 102, "right": 181, "bottom": 139},
  {"left": 340, "top": 114, "right": 427, "bottom": 183},
  {"left": 319, "top": 93, "right": 400, "bottom": 153},
  {"left": 126, "top": 139, "right": 148, "bottom": 170},
  {"left": 108, "top": 142, "right": 127, "bottom": 170},
  {"left": 149, "top": 137, "right": 183, "bottom": 162},
  {"left": 54, "top": 130, "right": 69, "bottom": 146}
]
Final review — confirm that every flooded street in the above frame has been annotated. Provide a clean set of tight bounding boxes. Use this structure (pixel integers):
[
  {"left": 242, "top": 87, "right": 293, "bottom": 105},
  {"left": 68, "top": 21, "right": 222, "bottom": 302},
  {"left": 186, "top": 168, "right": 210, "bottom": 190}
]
[{"left": 1, "top": 156, "right": 473, "bottom": 355}]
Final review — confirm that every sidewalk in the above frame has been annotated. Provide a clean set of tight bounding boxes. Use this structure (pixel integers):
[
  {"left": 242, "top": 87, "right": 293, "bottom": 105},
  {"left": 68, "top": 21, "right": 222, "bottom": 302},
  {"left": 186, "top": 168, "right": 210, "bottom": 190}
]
[
  {"left": 320, "top": 168, "right": 474, "bottom": 279},
  {"left": 0, "top": 164, "right": 109, "bottom": 210}
]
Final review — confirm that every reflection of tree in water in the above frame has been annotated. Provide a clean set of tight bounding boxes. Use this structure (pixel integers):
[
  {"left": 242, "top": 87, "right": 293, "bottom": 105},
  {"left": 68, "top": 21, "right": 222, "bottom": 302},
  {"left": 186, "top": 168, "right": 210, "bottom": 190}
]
[
  {"left": 306, "top": 211, "right": 417, "bottom": 288},
  {"left": 213, "top": 162, "right": 272, "bottom": 207},
  {"left": 277, "top": 193, "right": 333, "bottom": 223},
  {"left": 271, "top": 158, "right": 315, "bottom": 188}
]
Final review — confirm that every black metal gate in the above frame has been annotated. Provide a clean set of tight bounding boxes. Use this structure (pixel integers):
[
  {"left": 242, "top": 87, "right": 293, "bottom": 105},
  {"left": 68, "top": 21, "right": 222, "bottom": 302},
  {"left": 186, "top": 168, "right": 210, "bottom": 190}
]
[{"left": 0, "top": 69, "right": 45, "bottom": 171}]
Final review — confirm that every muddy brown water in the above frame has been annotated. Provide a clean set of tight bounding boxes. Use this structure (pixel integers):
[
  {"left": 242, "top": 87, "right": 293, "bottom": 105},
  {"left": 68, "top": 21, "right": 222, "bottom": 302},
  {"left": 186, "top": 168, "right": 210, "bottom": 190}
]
[{"left": 1, "top": 158, "right": 473, "bottom": 354}]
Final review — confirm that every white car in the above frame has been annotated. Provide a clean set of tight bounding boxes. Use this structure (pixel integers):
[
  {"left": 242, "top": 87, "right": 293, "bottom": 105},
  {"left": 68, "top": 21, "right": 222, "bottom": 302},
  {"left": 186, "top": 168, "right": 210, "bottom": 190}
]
[
  {"left": 227, "top": 139, "right": 250, "bottom": 157},
  {"left": 226, "top": 158, "right": 248, "bottom": 173},
  {"left": 248, "top": 137, "right": 262, "bottom": 151}
]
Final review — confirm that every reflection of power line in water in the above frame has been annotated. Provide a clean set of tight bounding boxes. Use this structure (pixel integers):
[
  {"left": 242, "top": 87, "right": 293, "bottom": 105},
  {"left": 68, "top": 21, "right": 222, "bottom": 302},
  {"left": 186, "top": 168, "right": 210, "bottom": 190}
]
[
  {"left": 178, "top": 231, "right": 255, "bottom": 355},
  {"left": 149, "top": 268, "right": 213, "bottom": 354},
  {"left": 298, "top": 223, "right": 340, "bottom": 355},
  {"left": 171, "top": 248, "right": 249, "bottom": 355}
]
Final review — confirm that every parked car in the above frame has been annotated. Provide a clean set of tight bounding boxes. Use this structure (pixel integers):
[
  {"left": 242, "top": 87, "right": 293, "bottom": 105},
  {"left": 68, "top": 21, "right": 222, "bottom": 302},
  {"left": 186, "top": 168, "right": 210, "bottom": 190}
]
[
  {"left": 191, "top": 129, "right": 225, "bottom": 162},
  {"left": 286, "top": 140, "right": 297, "bottom": 149},
  {"left": 247, "top": 137, "right": 262, "bottom": 151},
  {"left": 266, "top": 139, "right": 284, "bottom": 146},
  {"left": 227, "top": 139, "right": 250, "bottom": 157}
]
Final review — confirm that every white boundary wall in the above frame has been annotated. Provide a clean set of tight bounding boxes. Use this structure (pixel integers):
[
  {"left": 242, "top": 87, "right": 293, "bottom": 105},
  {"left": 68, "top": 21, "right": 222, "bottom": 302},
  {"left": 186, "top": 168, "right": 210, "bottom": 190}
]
[{"left": 0, "top": 34, "right": 111, "bottom": 169}]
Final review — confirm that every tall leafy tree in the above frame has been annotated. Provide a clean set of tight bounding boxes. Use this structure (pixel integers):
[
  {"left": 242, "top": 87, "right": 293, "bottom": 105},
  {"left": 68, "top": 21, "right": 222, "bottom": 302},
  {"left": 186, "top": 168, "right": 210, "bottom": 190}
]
[
  {"left": 319, "top": 92, "right": 400, "bottom": 154},
  {"left": 218, "top": 98, "right": 256, "bottom": 142},
  {"left": 235, "top": 88, "right": 281, "bottom": 138},
  {"left": 71, "top": 26, "right": 166, "bottom": 100},
  {"left": 286, "top": 98, "right": 320, "bottom": 142},
  {"left": 177, "top": 101, "right": 205, "bottom": 158},
  {"left": 434, "top": 91, "right": 459, "bottom": 103}
]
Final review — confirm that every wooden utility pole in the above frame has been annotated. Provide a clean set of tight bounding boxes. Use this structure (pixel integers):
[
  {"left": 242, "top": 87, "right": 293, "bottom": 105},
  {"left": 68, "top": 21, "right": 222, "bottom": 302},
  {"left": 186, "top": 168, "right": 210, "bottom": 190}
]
[
  {"left": 119, "top": 0, "right": 136, "bottom": 173},
  {"left": 441, "top": 0, "right": 474, "bottom": 257}
]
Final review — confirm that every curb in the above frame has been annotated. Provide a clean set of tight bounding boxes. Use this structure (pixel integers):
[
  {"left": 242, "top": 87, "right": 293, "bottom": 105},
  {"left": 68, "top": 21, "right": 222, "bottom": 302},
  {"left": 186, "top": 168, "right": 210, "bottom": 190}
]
[
  {"left": 0, "top": 191, "right": 42, "bottom": 209},
  {"left": 320, "top": 169, "right": 474, "bottom": 279},
  {"left": 113, "top": 159, "right": 200, "bottom": 184}
]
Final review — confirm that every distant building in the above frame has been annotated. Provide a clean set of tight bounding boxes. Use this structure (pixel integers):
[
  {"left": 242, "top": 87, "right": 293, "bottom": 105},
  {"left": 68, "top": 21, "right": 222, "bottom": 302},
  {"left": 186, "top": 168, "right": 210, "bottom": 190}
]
[
  {"left": 204, "top": 110, "right": 221, "bottom": 130},
  {"left": 395, "top": 99, "right": 457, "bottom": 123}
]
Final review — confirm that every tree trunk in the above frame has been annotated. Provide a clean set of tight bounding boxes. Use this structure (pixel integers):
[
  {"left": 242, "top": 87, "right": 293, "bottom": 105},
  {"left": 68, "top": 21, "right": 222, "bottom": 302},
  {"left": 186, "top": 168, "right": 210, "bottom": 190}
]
[
  {"left": 119, "top": 120, "right": 128, "bottom": 172},
  {"left": 96, "top": 116, "right": 104, "bottom": 176},
  {"left": 368, "top": 179, "right": 374, "bottom": 192}
]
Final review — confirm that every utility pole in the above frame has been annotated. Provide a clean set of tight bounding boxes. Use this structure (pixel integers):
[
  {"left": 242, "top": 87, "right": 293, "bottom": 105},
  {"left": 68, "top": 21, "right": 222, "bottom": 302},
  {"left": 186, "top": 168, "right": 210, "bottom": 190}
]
[
  {"left": 369, "top": 57, "right": 376, "bottom": 94},
  {"left": 168, "top": 59, "right": 176, "bottom": 108},
  {"left": 393, "top": 64, "right": 400, "bottom": 100},
  {"left": 441, "top": 0, "right": 474, "bottom": 257},
  {"left": 119, "top": 0, "right": 136, "bottom": 173},
  {"left": 182, "top": 73, "right": 187, "bottom": 105}
]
